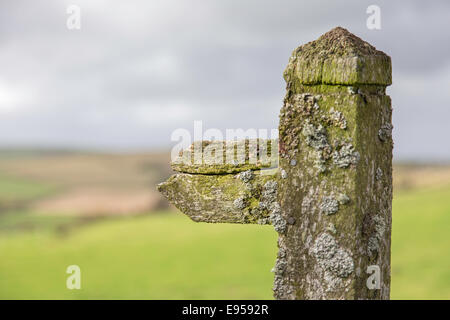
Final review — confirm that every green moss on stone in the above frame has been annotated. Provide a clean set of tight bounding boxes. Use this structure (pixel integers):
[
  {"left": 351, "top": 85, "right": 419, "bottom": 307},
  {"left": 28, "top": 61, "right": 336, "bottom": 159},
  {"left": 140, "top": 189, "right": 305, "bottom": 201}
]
[
  {"left": 157, "top": 169, "right": 278, "bottom": 224},
  {"left": 283, "top": 27, "right": 392, "bottom": 86}
]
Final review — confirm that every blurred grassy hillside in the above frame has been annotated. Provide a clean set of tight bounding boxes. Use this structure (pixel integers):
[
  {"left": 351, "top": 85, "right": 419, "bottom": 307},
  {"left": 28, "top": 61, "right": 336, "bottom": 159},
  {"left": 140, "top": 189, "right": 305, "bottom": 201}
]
[
  {"left": 0, "top": 150, "right": 172, "bottom": 217},
  {"left": 0, "top": 150, "right": 449, "bottom": 299}
]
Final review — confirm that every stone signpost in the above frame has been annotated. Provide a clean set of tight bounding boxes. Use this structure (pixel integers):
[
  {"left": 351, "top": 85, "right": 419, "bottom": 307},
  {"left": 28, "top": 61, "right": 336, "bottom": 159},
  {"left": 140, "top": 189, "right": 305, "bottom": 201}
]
[{"left": 158, "top": 27, "right": 393, "bottom": 300}]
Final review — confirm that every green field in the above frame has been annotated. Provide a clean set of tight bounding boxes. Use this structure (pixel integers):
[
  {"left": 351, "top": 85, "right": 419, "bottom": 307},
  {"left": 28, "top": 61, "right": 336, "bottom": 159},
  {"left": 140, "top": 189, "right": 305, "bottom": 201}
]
[
  {"left": 0, "top": 154, "right": 449, "bottom": 300},
  {"left": 0, "top": 185, "right": 449, "bottom": 299},
  {"left": 0, "top": 213, "right": 277, "bottom": 299},
  {"left": 391, "top": 186, "right": 450, "bottom": 299},
  {"left": 0, "top": 174, "right": 55, "bottom": 209}
]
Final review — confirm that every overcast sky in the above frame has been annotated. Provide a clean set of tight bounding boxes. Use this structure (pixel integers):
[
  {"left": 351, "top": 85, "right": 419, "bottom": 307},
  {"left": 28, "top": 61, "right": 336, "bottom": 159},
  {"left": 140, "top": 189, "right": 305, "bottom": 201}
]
[{"left": 0, "top": 0, "right": 449, "bottom": 161}]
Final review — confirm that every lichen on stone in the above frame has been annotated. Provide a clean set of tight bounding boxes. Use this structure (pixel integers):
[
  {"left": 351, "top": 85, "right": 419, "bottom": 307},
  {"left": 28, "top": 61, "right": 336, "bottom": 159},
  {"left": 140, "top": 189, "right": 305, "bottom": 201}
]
[
  {"left": 273, "top": 273, "right": 291, "bottom": 299},
  {"left": 262, "top": 181, "right": 278, "bottom": 204},
  {"left": 336, "top": 193, "right": 350, "bottom": 205},
  {"left": 367, "top": 214, "right": 387, "bottom": 257},
  {"left": 328, "top": 107, "right": 347, "bottom": 129},
  {"left": 273, "top": 255, "right": 287, "bottom": 275},
  {"left": 319, "top": 196, "right": 339, "bottom": 215},
  {"left": 311, "top": 233, "right": 338, "bottom": 260},
  {"left": 378, "top": 123, "right": 393, "bottom": 142},
  {"left": 332, "top": 143, "right": 360, "bottom": 168},
  {"left": 257, "top": 180, "right": 287, "bottom": 233},
  {"left": 233, "top": 196, "right": 247, "bottom": 210},
  {"left": 311, "top": 233, "right": 354, "bottom": 278},
  {"left": 270, "top": 202, "right": 287, "bottom": 234},
  {"left": 299, "top": 120, "right": 334, "bottom": 173},
  {"left": 328, "top": 247, "right": 355, "bottom": 278},
  {"left": 376, "top": 167, "right": 383, "bottom": 181},
  {"left": 238, "top": 170, "right": 254, "bottom": 183},
  {"left": 302, "top": 121, "right": 329, "bottom": 150},
  {"left": 272, "top": 246, "right": 291, "bottom": 299}
]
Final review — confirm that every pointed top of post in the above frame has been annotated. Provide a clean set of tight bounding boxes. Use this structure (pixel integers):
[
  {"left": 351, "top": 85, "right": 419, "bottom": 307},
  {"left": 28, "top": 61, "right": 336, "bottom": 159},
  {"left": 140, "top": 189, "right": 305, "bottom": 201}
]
[
  {"left": 303, "top": 27, "right": 386, "bottom": 57},
  {"left": 284, "top": 27, "right": 392, "bottom": 86}
]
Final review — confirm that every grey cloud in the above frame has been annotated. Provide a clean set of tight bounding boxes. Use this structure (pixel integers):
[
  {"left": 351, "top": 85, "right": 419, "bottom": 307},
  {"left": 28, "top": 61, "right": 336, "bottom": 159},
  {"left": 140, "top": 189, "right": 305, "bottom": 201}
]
[{"left": 0, "top": 0, "right": 449, "bottom": 159}]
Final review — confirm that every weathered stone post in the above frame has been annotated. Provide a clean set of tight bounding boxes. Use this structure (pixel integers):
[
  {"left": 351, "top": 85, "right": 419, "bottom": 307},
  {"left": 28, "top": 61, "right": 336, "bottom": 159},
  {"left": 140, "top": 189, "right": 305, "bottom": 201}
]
[
  {"left": 276, "top": 27, "right": 392, "bottom": 299},
  {"left": 158, "top": 27, "right": 393, "bottom": 300}
]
